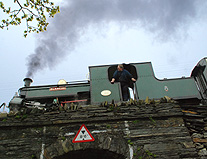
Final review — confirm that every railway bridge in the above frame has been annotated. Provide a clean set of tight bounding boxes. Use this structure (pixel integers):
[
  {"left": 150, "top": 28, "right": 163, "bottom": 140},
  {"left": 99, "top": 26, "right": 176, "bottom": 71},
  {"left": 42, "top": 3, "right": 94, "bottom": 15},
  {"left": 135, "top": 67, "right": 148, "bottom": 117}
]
[{"left": 0, "top": 100, "right": 207, "bottom": 159}]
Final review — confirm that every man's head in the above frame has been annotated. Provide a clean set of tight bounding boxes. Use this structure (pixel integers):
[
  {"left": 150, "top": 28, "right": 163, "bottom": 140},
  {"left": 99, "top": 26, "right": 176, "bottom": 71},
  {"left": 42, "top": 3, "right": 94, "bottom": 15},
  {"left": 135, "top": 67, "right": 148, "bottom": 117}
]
[{"left": 117, "top": 64, "right": 124, "bottom": 71}]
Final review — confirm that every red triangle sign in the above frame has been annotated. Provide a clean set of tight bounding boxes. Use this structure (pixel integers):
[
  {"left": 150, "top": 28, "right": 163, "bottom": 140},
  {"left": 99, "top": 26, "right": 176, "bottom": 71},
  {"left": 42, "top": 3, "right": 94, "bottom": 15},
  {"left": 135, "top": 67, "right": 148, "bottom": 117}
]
[{"left": 72, "top": 124, "right": 95, "bottom": 143}]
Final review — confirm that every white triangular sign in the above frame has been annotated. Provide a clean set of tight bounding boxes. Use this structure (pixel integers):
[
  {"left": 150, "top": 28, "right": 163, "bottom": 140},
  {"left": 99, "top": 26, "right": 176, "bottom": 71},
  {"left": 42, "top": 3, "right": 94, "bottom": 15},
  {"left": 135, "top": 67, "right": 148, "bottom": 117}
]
[{"left": 72, "top": 124, "right": 95, "bottom": 143}]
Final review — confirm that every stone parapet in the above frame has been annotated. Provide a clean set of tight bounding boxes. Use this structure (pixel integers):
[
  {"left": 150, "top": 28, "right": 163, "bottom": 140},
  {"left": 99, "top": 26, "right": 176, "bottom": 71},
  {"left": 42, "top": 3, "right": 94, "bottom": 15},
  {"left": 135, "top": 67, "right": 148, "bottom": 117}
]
[{"left": 0, "top": 103, "right": 203, "bottom": 159}]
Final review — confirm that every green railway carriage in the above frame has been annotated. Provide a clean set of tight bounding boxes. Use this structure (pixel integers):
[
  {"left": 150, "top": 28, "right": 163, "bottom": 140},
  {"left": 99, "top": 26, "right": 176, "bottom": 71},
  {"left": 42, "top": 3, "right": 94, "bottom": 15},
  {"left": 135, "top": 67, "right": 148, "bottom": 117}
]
[{"left": 9, "top": 57, "right": 207, "bottom": 108}]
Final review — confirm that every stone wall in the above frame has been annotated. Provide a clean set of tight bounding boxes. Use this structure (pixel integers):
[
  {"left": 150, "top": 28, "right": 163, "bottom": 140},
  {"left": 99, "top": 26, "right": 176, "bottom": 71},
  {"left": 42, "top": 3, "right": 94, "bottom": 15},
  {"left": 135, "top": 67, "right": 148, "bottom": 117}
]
[
  {"left": 0, "top": 102, "right": 205, "bottom": 159},
  {"left": 181, "top": 104, "right": 207, "bottom": 159}
]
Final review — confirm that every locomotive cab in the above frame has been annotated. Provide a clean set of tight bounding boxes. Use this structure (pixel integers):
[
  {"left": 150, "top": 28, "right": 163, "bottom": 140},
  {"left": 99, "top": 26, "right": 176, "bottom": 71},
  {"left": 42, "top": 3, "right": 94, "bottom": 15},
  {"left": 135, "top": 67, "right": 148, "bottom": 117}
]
[{"left": 89, "top": 64, "right": 138, "bottom": 105}]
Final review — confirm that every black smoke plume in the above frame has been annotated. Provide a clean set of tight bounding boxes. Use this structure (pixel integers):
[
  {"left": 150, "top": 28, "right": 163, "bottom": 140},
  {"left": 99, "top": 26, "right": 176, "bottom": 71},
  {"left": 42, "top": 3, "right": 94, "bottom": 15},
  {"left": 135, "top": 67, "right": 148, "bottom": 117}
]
[{"left": 26, "top": 0, "right": 206, "bottom": 78}]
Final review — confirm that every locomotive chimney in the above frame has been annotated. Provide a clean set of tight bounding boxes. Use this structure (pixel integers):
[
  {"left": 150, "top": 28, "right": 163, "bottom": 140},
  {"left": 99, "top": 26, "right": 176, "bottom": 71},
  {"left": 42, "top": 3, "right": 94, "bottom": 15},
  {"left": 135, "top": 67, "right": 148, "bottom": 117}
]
[{"left": 23, "top": 78, "right": 33, "bottom": 87}]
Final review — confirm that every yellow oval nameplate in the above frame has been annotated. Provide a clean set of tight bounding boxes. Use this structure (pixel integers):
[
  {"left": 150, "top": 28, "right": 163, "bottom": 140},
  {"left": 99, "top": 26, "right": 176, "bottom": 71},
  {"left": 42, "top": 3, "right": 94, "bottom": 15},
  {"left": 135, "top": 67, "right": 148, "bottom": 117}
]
[{"left": 101, "top": 90, "right": 111, "bottom": 96}]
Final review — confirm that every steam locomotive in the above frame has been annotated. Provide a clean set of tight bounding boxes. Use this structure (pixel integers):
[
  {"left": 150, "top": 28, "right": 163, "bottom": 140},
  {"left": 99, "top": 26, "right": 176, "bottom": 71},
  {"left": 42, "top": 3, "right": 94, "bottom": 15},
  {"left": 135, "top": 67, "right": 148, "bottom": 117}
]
[{"left": 9, "top": 57, "right": 207, "bottom": 109}]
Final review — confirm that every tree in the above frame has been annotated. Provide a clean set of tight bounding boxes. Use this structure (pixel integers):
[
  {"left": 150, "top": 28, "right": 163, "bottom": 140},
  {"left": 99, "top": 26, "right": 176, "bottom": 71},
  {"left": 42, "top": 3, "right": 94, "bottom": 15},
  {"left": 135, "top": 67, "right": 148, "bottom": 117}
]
[{"left": 0, "top": 0, "right": 60, "bottom": 37}]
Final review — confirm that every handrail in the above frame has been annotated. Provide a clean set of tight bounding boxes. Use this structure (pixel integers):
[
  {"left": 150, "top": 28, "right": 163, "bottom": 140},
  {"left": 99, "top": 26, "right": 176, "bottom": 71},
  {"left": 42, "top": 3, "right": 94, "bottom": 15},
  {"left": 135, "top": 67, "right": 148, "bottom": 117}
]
[{"left": 133, "top": 82, "right": 139, "bottom": 101}]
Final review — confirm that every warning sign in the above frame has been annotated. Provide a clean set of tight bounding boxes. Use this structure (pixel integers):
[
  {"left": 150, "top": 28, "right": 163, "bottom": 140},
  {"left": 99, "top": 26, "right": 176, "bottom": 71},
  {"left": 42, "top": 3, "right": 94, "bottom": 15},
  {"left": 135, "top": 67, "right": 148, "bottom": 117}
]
[{"left": 72, "top": 124, "right": 95, "bottom": 143}]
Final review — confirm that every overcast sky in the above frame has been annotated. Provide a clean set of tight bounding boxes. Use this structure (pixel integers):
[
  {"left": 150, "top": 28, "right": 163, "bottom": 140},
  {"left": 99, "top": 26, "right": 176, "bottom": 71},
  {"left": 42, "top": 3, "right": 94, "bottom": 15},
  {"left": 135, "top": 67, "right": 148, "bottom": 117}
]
[{"left": 1, "top": 0, "right": 207, "bottom": 111}]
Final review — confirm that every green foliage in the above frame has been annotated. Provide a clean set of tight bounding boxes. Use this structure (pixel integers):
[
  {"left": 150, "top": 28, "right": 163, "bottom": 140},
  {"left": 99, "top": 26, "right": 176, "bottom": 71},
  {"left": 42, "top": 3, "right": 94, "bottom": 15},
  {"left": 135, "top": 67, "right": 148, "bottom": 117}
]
[
  {"left": 145, "top": 150, "right": 152, "bottom": 156},
  {"left": 102, "top": 100, "right": 120, "bottom": 111},
  {"left": 149, "top": 116, "right": 156, "bottom": 125},
  {"left": 22, "top": 114, "right": 28, "bottom": 120},
  {"left": 136, "top": 147, "right": 157, "bottom": 158},
  {"left": 106, "top": 124, "right": 111, "bottom": 129},
  {"left": 15, "top": 114, "right": 27, "bottom": 120},
  {"left": 145, "top": 150, "right": 157, "bottom": 158},
  {"left": 133, "top": 120, "right": 140, "bottom": 124},
  {"left": 15, "top": 115, "right": 21, "bottom": 119},
  {"left": 128, "top": 139, "right": 133, "bottom": 145},
  {"left": 108, "top": 104, "right": 114, "bottom": 111},
  {"left": 61, "top": 136, "right": 66, "bottom": 141},
  {"left": 0, "top": 0, "right": 60, "bottom": 37}
]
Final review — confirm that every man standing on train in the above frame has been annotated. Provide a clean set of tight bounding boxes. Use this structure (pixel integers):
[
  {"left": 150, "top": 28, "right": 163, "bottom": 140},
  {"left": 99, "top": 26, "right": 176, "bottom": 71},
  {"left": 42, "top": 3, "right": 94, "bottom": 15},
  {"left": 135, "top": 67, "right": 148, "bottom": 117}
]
[{"left": 111, "top": 64, "right": 136, "bottom": 101}]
